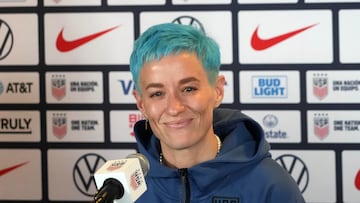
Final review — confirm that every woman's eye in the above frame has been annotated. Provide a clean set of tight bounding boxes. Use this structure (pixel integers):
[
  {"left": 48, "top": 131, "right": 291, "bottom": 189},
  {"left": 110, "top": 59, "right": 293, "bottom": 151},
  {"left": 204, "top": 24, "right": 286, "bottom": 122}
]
[
  {"left": 150, "top": 92, "right": 162, "bottom": 98},
  {"left": 183, "top": 87, "right": 197, "bottom": 92}
]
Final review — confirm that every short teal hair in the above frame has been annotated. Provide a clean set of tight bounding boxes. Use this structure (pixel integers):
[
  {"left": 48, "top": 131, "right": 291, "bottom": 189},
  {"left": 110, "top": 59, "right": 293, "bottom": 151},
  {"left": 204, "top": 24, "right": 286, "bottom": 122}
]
[{"left": 130, "top": 23, "right": 221, "bottom": 93}]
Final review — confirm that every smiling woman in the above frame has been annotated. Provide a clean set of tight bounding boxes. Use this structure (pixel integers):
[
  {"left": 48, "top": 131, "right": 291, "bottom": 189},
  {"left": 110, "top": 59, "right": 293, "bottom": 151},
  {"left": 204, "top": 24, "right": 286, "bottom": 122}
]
[
  {"left": 126, "top": 23, "right": 306, "bottom": 203},
  {"left": 133, "top": 52, "right": 225, "bottom": 169}
]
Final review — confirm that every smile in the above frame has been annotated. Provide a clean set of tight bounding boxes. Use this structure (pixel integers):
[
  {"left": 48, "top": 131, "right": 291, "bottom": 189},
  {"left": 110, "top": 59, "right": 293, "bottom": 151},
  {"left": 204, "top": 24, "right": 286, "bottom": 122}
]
[{"left": 164, "top": 119, "right": 192, "bottom": 128}]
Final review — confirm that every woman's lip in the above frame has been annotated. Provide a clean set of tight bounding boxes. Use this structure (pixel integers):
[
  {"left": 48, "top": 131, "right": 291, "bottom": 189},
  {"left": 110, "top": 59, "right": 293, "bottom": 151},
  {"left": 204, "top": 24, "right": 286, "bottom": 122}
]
[{"left": 164, "top": 119, "right": 192, "bottom": 128}]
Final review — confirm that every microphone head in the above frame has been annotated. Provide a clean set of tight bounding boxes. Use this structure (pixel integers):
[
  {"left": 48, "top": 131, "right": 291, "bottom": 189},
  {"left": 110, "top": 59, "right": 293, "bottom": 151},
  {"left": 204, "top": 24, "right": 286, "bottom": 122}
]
[
  {"left": 126, "top": 153, "right": 150, "bottom": 176},
  {"left": 94, "top": 153, "right": 149, "bottom": 202}
]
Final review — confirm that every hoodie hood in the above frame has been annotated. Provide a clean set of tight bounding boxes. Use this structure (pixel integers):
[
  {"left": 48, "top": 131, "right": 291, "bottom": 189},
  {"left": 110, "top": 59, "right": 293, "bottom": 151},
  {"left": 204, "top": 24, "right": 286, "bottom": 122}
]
[{"left": 133, "top": 108, "right": 271, "bottom": 195}]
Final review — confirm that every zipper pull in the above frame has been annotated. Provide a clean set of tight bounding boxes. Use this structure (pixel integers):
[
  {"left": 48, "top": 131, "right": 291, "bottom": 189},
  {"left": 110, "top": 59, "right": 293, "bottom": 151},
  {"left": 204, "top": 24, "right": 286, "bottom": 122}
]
[{"left": 178, "top": 168, "right": 190, "bottom": 203}]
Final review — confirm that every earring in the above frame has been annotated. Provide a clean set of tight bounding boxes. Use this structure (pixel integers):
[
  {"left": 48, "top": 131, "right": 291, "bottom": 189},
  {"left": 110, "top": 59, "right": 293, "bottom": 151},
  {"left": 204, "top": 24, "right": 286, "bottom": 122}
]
[{"left": 145, "top": 119, "right": 149, "bottom": 131}]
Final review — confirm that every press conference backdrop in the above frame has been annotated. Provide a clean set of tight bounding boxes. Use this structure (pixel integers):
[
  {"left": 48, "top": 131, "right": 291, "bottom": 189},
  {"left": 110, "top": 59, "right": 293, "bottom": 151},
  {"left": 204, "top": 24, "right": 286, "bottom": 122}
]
[{"left": 0, "top": 0, "right": 359, "bottom": 202}]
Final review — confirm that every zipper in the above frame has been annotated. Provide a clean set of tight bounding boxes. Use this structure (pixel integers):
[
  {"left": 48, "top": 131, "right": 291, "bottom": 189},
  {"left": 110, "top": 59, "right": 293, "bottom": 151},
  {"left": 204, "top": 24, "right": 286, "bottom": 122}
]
[{"left": 178, "top": 168, "right": 190, "bottom": 203}]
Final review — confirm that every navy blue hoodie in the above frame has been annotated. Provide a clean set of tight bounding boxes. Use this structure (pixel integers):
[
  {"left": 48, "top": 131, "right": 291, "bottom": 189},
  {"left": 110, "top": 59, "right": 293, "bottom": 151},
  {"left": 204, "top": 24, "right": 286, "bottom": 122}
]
[{"left": 133, "top": 108, "right": 305, "bottom": 203}]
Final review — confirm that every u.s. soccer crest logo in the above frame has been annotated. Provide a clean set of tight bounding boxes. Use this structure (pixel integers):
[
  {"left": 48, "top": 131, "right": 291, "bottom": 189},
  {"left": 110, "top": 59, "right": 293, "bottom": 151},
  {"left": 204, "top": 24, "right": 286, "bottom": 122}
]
[
  {"left": 313, "top": 73, "right": 328, "bottom": 100},
  {"left": 51, "top": 74, "right": 66, "bottom": 100},
  {"left": 52, "top": 113, "right": 67, "bottom": 139},
  {"left": 314, "top": 113, "right": 329, "bottom": 140}
]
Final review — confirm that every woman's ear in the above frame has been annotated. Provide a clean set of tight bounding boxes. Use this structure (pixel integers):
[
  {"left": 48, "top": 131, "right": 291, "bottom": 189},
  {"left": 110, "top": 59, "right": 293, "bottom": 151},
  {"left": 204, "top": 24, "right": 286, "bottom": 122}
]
[
  {"left": 133, "top": 89, "right": 146, "bottom": 117},
  {"left": 214, "top": 75, "right": 225, "bottom": 107}
]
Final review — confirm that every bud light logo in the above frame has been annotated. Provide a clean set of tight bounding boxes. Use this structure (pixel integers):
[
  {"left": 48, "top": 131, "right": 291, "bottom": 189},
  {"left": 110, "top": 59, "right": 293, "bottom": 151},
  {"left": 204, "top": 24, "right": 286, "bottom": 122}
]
[{"left": 252, "top": 76, "right": 288, "bottom": 98}]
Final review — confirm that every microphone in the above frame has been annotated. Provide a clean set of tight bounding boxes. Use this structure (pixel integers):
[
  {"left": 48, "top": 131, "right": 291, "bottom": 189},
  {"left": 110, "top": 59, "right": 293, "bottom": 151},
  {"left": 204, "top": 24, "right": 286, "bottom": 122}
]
[{"left": 93, "top": 153, "right": 149, "bottom": 203}]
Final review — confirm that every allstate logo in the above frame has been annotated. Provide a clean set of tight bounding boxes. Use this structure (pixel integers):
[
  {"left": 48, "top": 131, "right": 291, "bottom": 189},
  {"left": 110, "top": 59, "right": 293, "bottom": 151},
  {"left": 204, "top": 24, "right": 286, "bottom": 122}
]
[
  {"left": 262, "top": 114, "right": 278, "bottom": 128},
  {"left": 0, "top": 81, "right": 4, "bottom": 95}
]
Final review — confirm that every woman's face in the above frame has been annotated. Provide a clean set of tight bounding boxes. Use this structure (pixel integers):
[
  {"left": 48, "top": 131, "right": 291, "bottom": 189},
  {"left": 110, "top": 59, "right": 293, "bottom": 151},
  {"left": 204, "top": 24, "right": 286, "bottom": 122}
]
[{"left": 133, "top": 52, "right": 224, "bottom": 152}]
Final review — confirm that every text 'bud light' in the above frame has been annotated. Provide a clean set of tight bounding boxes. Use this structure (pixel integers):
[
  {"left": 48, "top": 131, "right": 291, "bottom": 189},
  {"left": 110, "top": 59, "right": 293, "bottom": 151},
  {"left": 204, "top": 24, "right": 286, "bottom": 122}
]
[{"left": 252, "top": 76, "right": 288, "bottom": 98}]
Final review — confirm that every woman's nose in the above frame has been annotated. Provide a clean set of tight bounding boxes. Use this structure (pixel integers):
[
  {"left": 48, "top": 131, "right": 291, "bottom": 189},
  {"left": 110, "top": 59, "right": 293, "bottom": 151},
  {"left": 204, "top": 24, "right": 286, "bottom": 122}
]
[{"left": 166, "top": 93, "right": 185, "bottom": 115}]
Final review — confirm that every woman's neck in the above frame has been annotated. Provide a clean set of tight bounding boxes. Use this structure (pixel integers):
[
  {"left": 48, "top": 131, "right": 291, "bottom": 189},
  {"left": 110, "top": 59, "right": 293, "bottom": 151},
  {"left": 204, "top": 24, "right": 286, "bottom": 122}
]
[{"left": 159, "top": 134, "right": 221, "bottom": 168}]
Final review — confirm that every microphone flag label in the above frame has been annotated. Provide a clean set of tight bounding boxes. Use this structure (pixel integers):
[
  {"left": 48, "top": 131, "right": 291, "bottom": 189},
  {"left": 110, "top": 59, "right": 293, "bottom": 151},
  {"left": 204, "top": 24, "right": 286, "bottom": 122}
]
[
  {"left": 130, "top": 169, "right": 143, "bottom": 190},
  {"left": 107, "top": 160, "right": 127, "bottom": 171}
]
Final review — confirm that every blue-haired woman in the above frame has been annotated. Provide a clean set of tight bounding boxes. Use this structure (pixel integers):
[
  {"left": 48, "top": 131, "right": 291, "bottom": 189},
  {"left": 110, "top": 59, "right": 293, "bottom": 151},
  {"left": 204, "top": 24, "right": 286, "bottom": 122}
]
[{"left": 130, "top": 23, "right": 305, "bottom": 203}]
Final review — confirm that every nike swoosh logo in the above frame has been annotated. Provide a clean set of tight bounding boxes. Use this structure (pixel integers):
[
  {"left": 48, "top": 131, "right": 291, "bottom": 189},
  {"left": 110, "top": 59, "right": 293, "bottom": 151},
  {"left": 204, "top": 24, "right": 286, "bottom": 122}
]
[
  {"left": 0, "top": 162, "right": 29, "bottom": 177},
  {"left": 355, "top": 169, "right": 360, "bottom": 190},
  {"left": 56, "top": 25, "right": 120, "bottom": 52},
  {"left": 251, "top": 23, "right": 318, "bottom": 51}
]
